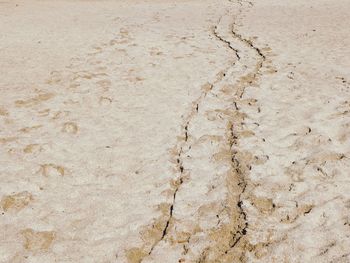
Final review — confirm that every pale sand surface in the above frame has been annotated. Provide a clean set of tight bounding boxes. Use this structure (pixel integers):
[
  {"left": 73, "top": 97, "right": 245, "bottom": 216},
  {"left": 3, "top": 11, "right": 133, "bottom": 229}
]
[{"left": 0, "top": 1, "right": 350, "bottom": 262}]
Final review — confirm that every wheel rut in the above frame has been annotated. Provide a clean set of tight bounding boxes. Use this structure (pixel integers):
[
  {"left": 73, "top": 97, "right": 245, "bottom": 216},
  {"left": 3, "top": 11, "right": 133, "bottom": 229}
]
[{"left": 123, "top": 1, "right": 268, "bottom": 262}]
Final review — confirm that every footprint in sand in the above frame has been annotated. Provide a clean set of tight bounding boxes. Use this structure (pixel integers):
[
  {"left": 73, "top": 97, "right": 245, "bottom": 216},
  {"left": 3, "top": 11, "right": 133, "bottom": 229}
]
[
  {"left": 1, "top": 191, "right": 33, "bottom": 212},
  {"left": 15, "top": 93, "right": 55, "bottom": 108},
  {"left": 0, "top": 106, "right": 9, "bottom": 116},
  {"left": 39, "top": 164, "right": 65, "bottom": 177},
  {"left": 21, "top": 229, "right": 56, "bottom": 251},
  {"left": 23, "top": 144, "right": 42, "bottom": 154},
  {"left": 62, "top": 122, "right": 78, "bottom": 134}
]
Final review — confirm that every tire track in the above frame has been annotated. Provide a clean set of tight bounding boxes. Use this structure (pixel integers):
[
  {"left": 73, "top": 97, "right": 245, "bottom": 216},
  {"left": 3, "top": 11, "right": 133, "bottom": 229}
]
[
  {"left": 123, "top": 1, "right": 268, "bottom": 262},
  {"left": 205, "top": 1, "right": 266, "bottom": 262},
  {"left": 192, "top": 2, "right": 267, "bottom": 261},
  {"left": 144, "top": 30, "right": 237, "bottom": 259}
]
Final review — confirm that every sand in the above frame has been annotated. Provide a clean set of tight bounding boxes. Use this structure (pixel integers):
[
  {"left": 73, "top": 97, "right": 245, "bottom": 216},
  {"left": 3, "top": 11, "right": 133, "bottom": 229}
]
[{"left": 0, "top": 0, "right": 349, "bottom": 262}]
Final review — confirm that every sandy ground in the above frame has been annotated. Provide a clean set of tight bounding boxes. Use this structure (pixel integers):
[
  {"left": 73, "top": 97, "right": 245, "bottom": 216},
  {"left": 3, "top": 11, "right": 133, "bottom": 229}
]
[{"left": 0, "top": 0, "right": 350, "bottom": 262}]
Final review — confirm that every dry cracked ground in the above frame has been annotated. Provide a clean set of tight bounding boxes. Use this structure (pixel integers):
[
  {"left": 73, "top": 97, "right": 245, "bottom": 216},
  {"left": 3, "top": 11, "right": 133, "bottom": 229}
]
[{"left": 1, "top": 0, "right": 350, "bottom": 262}]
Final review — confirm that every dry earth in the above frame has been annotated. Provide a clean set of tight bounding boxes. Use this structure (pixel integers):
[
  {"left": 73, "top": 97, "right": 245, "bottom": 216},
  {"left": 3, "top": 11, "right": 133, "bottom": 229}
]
[{"left": 0, "top": 0, "right": 350, "bottom": 263}]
